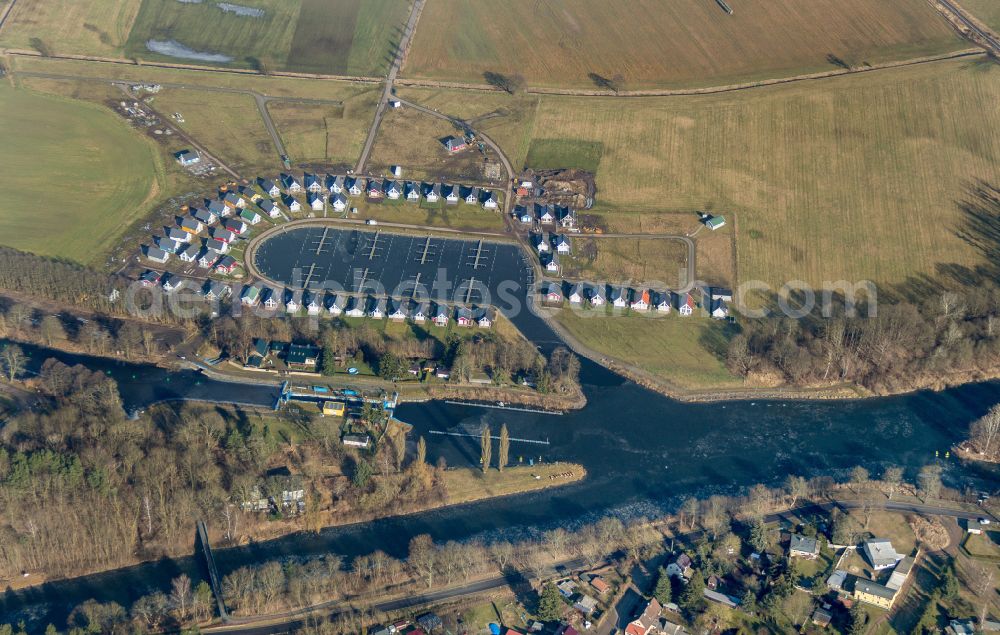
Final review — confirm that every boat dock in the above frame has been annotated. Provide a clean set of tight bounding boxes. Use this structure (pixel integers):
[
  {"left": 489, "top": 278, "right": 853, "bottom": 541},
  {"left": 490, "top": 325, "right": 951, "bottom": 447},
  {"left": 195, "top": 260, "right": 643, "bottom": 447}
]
[
  {"left": 444, "top": 400, "right": 563, "bottom": 415},
  {"left": 429, "top": 430, "right": 550, "bottom": 445}
]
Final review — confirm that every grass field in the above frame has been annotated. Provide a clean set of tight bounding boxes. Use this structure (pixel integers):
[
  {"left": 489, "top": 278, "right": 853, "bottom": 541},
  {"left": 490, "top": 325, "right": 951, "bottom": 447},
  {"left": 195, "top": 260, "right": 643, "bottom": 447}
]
[
  {"left": 332, "top": 199, "right": 505, "bottom": 233},
  {"left": 525, "top": 138, "right": 603, "bottom": 172},
  {"left": 0, "top": 84, "right": 163, "bottom": 264},
  {"left": 267, "top": 89, "right": 379, "bottom": 166},
  {"left": 151, "top": 88, "right": 276, "bottom": 172},
  {"left": 286, "top": 0, "right": 410, "bottom": 75},
  {"left": 561, "top": 237, "right": 689, "bottom": 287},
  {"left": 0, "top": 0, "right": 142, "bottom": 57},
  {"left": 368, "top": 105, "right": 505, "bottom": 183},
  {"left": 402, "top": 0, "right": 964, "bottom": 89},
  {"left": 441, "top": 463, "right": 585, "bottom": 505},
  {"left": 963, "top": 0, "right": 1000, "bottom": 33},
  {"left": 555, "top": 309, "right": 742, "bottom": 390},
  {"left": 124, "top": 0, "right": 301, "bottom": 69}
]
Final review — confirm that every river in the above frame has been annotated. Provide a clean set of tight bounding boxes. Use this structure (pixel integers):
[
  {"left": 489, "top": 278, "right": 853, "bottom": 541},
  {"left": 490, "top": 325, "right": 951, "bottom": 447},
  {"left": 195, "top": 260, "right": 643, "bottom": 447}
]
[{"left": 2, "top": 325, "right": 1000, "bottom": 628}]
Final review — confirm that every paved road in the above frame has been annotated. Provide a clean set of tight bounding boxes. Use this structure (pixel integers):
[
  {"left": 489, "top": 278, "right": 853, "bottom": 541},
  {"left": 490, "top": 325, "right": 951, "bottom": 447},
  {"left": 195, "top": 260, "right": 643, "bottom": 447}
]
[
  {"left": 354, "top": 0, "right": 426, "bottom": 173},
  {"left": 936, "top": 0, "right": 1000, "bottom": 53}
]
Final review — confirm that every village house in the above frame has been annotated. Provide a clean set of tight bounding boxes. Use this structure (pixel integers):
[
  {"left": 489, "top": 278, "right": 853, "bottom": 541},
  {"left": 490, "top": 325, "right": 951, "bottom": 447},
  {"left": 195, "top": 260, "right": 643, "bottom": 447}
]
[
  {"left": 423, "top": 182, "right": 441, "bottom": 203},
  {"left": 167, "top": 227, "right": 191, "bottom": 243},
  {"left": 193, "top": 208, "right": 216, "bottom": 226},
  {"left": 568, "top": 284, "right": 584, "bottom": 304},
  {"left": 514, "top": 205, "right": 533, "bottom": 224},
  {"left": 343, "top": 433, "right": 371, "bottom": 448},
  {"left": 326, "top": 174, "right": 345, "bottom": 194},
  {"left": 535, "top": 232, "right": 551, "bottom": 254},
  {"left": 439, "top": 183, "right": 457, "bottom": 204},
  {"left": 239, "top": 208, "right": 261, "bottom": 225},
  {"left": 161, "top": 274, "right": 183, "bottom": 293},
  {"left": 175, "top": 149, "right": 200, "bottom": 166},
  {"left": 653, "top": 291, "right": 671, "bottom": 312},
  {"left": 481, "top": 189, "right": 499, "bottom": 209},
  {"left": 223, "top": 191, "right": 246, "bottom": 209},
  {"left": 625, "top": 598, "right": 663, "bottom": 635},
  {"left": 281, "top": 173, "right": 303, "bottom": 193},
  {"left": 326, "top": 293, "right": 345, "bottom": 316},
  {"left": 344, "top": 297, "right": 364, "bottom": 317},
  {"left": 389, "top": 165, "right": 402, "bottom": 178},
  {"left": 368, "top": 179, "right": 384, "bottom": 199},
  {"left": 215, "top": 255, "right": 238, "bottom": 274},
  {"left": 213, "top": 227, "right": 236, "bottom": 243},
  {"left": 555, "top": 234, "right": 572, "bottom": 254},
  {"left": 456, "top": 306, "right": 475, "bottom": 326},
  {"left": 863, "top": 539, "right": 902, "bottom": 570},
  {"left": 241, "top": 284, "right": 262, "bottom": 306},
  {"left": 462, "top": 185, "right": 480, "bottom": 204},
  {"left": 285, "top": 289, "right": 302, "bottom": 314},
  {"left": 346, "top": 176, "right": 365, "bottom": 196},
  {"left": 674, "top": 291, "right": 695, "bottom": 316},
  {"left": 179, "top": 217, "right": 203, "bottom": 234},
  {"left": 853, "top": 580, "right": 896, "bottom": 610},
  {"left": 590, "top": 576, "right": 610, "bottom": 595},
  {"left": 703, "top": 214, "right": 726, "bottom": 230},
  {"left": 388, "top": 299, "right": 408, "bottom": 321},
  {"left": 789, "top": 534, "right": 820, "bottom": 559},
  {"left": 206, "top": 238, "right": 229, "bottom": 254},
  {"left": 558, "top": 206, "right": 577, "bottom": 229},
  {"left": 178, "top": 245, "right": 201, "bottom": 262},
  {"left": 611, "top": 286, "right": 628, "bottom": 308},
  {"left": 887, "top": 556, "right": 914, "bottom": 591},
  {"left": 442, "top": 135, "right": 466, "bottom": 152},
  {"left": 203, "top": 280, "right": 231, "bottom": 300},
  {"left": 224, "top": 218, "right": 248, "bottom": 235},
  {"left": 543, "top": 282, "right": 564, "bottom": 304},
  {"left": 198, "top": 249, "right": 220, "bottom": 269},
  {"left": 282, "top": 193, "right": 302, "bottom": 212},
  {"left": 140, "top": 270, "right": 162, "bottom": 287},
  {"left": 589, "top": 285, "right": 606, "bottom": 306},
  {"left": 257, "top": 178, "right": 280, "bottom": 197},
  {"left": 308, "top": 191, "right": 325, "bottom": 211},
  {"left": 385, "top": 180, "right": 402, "bottom": 200},
  {"left": 331, "top": 193, "right": 348, "bottom": 212},
  {"left": 405, "top": 181, "right": 421, "bottom": 201},
  {"left": 286, "top": 344, "right": 320, "bottom": 370},
  {"left": 259, "top": 199, "right": 281, "bottom": 218},
  {"left": 574, "top": 595, "right": 598, "bottom": 616},
  {"left": 432, "top": 304, "right": 450, "bottom": 327},
  {"left": 156, "top": 236, "right": 181, "bottom": 254},
  {"left": 476, "top": 306, "right": 496, "bottom": 328},
  {"left": 304, "top": 173, "right": 322, "bottom": 193},
  {"left": 305, "top": 291, "right": 321, "bottom": 316},
  {"left": 145, "top": 246, "right": 169, "bottom": 264},
  {"left": 367, "top": 296, "right": 386, "bottom": 319},
  {"left": 545, "top": 252, "right": 561, "bottom": 273},
  {"left": 666, "top": 553, "right": 693, "bottom": 579},
  {"left": 703, "top": 589, "right": 740, "bottom": 609},
  {"left": 537, "top": 203, "right": 556, "bottom": 224},
  {"left": 631, "top": 289, "right": 651, "bottom": 311},
  {"left": 710, "top": 297, "right": 729, "bottom": 319},
  {"left": 207, "top": 200, "right": 229, "bottom": 218}
]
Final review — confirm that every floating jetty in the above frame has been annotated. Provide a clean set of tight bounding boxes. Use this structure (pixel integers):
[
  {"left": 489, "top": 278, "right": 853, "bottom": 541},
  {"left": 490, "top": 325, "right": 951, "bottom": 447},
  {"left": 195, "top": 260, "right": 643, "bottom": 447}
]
[
  {"left": 429, "top": 430, "right": 550, "bottom": 446},
  {"left": 444, "top": 400, "right": 563, "bottom": 415}
]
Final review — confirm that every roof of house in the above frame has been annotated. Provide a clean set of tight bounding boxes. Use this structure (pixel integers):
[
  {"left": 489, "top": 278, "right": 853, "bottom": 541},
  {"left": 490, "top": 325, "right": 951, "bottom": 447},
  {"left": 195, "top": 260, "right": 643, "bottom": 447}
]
[
  {"left": 855, "top": 579, "right": 896, "bottom": 600},
  {"left": 863, "top": 538, "right": 901, "bottom": 566},
  {"left": 286, "top": 343, "right": 320, "bottom": 365},
  {"left": 790, "top": 533, "right": 819, "bottom": 554}
]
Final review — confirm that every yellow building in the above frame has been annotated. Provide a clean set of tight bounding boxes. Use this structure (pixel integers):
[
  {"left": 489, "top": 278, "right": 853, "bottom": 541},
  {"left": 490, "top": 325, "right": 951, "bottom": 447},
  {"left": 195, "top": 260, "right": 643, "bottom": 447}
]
[
  {"left": 322, "top": 401, "right": 345, "bottom": 417},
  {"left": 853, "top": 580, "right": 895, "bottom": 609}
]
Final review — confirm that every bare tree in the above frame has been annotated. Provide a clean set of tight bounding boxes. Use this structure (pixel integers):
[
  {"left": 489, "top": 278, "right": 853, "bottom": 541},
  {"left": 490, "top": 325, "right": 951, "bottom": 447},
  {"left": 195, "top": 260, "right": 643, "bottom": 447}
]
[
  {"left": 785, "top": 475, "right": 810, "bottom": 507},
  {"left": 882, "top": 465, "right": 903, "bottom": 499},
  {"left": 170, "top": 574, "right": 192, "bottom": 622},
  {"left": 917, "top": 464, "right": 943, "bottom": 501},
  {"left": 408, "top": 534, "right": 437, "bottom": 588},
  {"left": 849, "top": 466, "right": 869, "bottom": 493},
  {"left": 1, "top": 343, "right": 25, "bottom": 381},
  {"left": 970, "top": 404, "right": 1000, "bottom": 459}
]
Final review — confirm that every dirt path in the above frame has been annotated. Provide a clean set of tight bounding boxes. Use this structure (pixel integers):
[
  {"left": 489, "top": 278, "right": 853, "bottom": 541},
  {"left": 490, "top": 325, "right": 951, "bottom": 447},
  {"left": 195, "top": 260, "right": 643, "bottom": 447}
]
[{"left": 354, "top": 0, "right": 426, "bottom": 173}]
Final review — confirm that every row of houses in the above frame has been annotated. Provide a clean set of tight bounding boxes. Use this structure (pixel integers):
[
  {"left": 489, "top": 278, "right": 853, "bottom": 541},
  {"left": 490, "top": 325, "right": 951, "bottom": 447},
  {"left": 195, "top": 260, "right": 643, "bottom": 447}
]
[
  {"left": 140, "top": 270, "right": 234, "bottom": 300},
  {"left": 257, "top": 173, "right": 501, "bottom": 210},
  {"left": 541, "top": 282, "right": 732, "bottom": 319},
  {"left": 145, "top": 189, "right": 261, "bottom": 266},
  {"left": 514, "top": 202, "right": 578, "bottom": 229},
  {"left": 822, "top": 537, "right": 915, "bottom": 611},
  {"left": 239, "top": 286, "right": 498, "bottom": 327}
]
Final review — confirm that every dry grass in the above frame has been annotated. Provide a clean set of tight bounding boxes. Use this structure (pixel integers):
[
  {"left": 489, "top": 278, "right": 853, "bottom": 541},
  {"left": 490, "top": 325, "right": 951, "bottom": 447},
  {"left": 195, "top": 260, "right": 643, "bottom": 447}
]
[
  {"left": 525, "top": 58, "right": 1000, "bottom": 288},
  {"left": 555, "top": 309, "right": 742, "bottom": 390},
  {"left": 333, "top": 199, "right": 505, "bottom": 233},
  {"left": 962, "top": 0, "right": 1000, "bottom": 33},
  {"left": 441, "top": 462, "right": 585, "bottom": 505},
  {"left": 402, "top": 0, "right": 963, "bottom": 89},
  {"left": 267, "top": 90, "right": 379, "bottom": 166},
  {"left": 367, "top": 105, "right": 507, "bottom": 184},
  {"left": 561, "top": 237, "right": 688, "bottom": 287},
  {"left": 0, "top": 0, "right": 142, "bottom": 57},
  {"left": 152, "top": 88, "right": 277, "bottom": 172}
]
